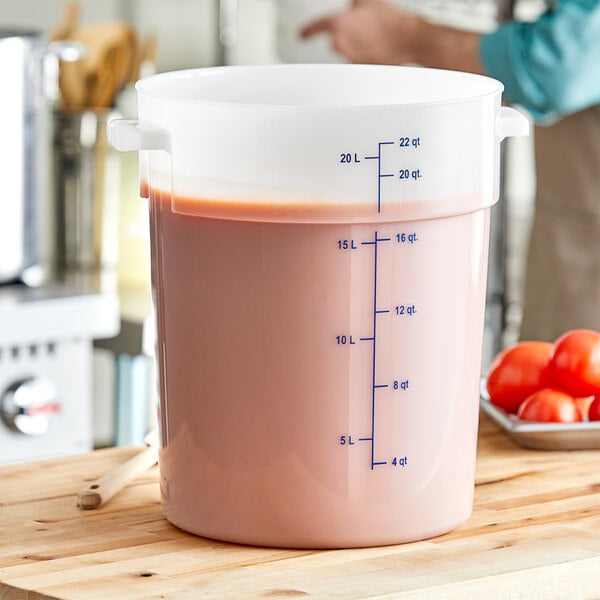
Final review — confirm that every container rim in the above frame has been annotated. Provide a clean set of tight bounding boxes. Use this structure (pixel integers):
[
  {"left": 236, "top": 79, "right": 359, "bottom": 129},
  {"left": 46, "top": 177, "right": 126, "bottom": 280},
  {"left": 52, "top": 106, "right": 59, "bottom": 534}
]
[{"left": 135, "top": 64, "right": 504, "bottom": 110}]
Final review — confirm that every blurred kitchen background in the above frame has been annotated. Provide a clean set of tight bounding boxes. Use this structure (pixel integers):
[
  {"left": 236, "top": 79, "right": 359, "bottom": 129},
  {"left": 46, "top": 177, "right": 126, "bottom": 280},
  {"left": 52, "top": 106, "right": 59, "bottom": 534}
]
[{"left": 0, "top": 0, "right": 542, "bottom": 464}]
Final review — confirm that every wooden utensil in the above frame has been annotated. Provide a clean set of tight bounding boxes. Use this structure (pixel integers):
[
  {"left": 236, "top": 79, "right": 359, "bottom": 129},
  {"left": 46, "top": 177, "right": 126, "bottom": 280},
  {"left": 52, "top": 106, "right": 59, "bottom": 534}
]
[
  {"left": 85, "top": 23, "right": 137, "bottom": 108},
  {"left": 126, "top": 32, "right": 158, "bottom": 85},
  {"left": 51, "top": 2, "right": 87, "bottom": 109},
  {"left": 54, "top": 19, "right": 136, "bottom": 110},
  {"left": 77, "top": 429, "right": 158, "bottom": 510},
  {"left": 50, "top": 2, "right": 80, "bottom": 41}
]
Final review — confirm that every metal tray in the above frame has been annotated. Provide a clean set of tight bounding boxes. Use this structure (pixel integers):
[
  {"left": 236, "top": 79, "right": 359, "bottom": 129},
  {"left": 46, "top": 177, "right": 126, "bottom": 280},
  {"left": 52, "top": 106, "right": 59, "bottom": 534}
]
[{"left": 480, "top": 380, "right": 600, "bottom": 451}]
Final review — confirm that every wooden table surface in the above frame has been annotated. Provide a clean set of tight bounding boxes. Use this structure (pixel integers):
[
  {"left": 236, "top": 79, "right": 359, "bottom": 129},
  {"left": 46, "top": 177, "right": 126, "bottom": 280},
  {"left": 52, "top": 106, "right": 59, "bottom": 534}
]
[{"left": 1, "top": 415, "right": 599, "bottom": 600}]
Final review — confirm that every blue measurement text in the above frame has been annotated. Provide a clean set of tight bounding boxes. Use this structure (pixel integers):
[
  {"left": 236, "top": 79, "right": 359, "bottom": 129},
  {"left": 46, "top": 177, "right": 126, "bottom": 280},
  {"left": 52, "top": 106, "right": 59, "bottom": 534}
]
[
  {"left": 399, "top": 168, "right": 422, "bottom": 181},
  {"left": 337, "top": 239, "right": 358, "bottom": 250},
  {"left": 395, "top": 304, "right": 417, "bottom": 316},
  {"left": 396, "top": 232, "right": 418, "bottom": 244},
  {"left": 336, "top": 335, "right": 356, "bottom": 345},
  {"left": 339, "top": 232, "right": 419, "bottom": 246},
  {"left": 334, "top": 227, "right": 418, "bottom": 470},
  {"left": 338, "top": 137, "right": 424, "bottom": 213},
  {"left": 398, "top": 136, "right": 421, "bottom": 148},
  {"left": 339, "top": 435, "right": 356, "bottom": 445}
]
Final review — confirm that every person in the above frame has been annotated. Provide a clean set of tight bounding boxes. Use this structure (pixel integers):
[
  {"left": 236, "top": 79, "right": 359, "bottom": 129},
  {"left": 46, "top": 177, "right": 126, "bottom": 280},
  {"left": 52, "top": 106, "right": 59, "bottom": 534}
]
[{"left": 302, "top": 0, "right": 600, "bottom": 343}]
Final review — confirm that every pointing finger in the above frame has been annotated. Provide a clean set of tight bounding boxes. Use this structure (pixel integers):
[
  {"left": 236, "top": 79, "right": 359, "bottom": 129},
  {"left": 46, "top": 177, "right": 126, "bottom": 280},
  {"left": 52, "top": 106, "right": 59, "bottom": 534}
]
[{"left": 300, "top": 14, "right": 338, "bottom": 38}]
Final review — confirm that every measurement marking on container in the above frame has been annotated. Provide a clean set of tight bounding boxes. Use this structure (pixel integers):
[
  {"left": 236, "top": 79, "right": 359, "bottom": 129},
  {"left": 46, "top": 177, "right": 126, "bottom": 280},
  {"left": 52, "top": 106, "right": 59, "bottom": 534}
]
[
  {"left": 368, "top": 231, "right": 392, "bottom": 469},
  {"left": 364, "top": 141, "right": 394, "bottom": 213},
  {"left": 337, "top": 229, "right": 401, "bottom": 469}
]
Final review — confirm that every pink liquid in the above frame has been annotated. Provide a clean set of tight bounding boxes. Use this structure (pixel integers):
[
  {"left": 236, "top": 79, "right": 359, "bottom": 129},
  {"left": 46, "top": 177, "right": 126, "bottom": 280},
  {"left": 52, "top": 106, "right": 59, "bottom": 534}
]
[{"left": 150, "top": 190, "right": 489, "bottom": 548}]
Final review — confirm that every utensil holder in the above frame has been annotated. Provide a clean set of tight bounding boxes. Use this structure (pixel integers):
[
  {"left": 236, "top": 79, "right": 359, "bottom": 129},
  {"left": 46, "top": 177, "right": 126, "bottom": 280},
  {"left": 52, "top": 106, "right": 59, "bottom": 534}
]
[{"left": 52, "top": 109, "right": 121, "bottom": 280}]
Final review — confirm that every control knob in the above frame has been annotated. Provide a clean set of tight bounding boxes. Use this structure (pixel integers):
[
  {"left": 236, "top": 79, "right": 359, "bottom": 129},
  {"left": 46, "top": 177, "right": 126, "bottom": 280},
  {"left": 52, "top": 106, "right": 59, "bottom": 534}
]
[{"left": 1, "top": 378, "right": 60, "bottom": 435}]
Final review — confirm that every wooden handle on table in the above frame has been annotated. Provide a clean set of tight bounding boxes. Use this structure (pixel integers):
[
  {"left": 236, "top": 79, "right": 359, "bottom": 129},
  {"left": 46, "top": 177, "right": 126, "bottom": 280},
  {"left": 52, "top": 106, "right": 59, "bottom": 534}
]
[{"left": 78, "top": 444, "right": 158, "bottom": 510}]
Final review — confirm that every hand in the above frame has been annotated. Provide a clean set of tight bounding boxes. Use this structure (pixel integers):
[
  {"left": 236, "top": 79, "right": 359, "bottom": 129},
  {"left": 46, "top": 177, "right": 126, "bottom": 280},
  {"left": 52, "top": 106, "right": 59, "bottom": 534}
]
[
  {"left": 300, "top": 0, "right": 426, "bottom": 65},
  {"left": 300, "top": 0, "right": 484, "bottom": 74}
]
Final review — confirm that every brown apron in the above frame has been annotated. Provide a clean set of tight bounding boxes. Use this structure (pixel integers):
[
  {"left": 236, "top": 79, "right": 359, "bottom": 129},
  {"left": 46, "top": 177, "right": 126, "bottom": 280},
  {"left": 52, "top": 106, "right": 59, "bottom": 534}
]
[{"left": 519, "top": 105, "right": 600, "bottom": 341}]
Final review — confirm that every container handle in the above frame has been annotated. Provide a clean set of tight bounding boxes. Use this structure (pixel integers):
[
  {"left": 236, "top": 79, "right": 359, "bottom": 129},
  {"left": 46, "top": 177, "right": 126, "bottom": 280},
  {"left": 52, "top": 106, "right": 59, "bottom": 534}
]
[
  {"left": 496, "top": 106, "right": 530, "bottom": 141},
  {"left": 109, "top": 119, "right": 171, "bottom": 152}
]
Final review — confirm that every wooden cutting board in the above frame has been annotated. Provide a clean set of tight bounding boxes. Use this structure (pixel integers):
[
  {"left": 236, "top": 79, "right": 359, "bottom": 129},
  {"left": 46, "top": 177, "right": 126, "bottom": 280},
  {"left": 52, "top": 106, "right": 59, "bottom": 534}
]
[{"left": 1, "top": 415, "right": 599, "bottom": 599}]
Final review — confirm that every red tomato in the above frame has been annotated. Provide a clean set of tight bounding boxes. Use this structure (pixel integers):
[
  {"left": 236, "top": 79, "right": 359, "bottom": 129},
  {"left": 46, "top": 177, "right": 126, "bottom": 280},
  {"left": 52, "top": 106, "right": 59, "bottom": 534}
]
[
  {"left": 589, "top": 396, "right": 600, "bottom": 421},
  {"left": 551, "top": 329, "right": 600, "bottom": 397},
  {"left": 517, "top": 388, "right": 582, "bottom": 423},
  {"left": 486, "top": 341, "right": 554, "bottom": 414}
]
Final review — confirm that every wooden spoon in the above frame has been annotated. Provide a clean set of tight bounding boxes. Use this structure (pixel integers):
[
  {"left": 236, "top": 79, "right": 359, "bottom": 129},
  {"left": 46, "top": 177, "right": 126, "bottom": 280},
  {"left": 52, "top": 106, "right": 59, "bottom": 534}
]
[{"left": 77, "top": 429, "right": 158, "bottom": 510}]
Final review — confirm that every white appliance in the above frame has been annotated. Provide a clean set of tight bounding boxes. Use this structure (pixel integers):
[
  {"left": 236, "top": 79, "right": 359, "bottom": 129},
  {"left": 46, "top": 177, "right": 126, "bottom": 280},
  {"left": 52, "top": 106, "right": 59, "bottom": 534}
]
[{"left": 0, "top": 284, "right": 119, "bottom": 464}]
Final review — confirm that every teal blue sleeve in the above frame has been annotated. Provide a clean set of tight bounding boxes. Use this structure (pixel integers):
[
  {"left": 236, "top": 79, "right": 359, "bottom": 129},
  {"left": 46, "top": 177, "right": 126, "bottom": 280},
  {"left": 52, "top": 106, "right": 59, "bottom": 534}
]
[{"left": 480, "top": 0, "right": 600, "bottom": 122}]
